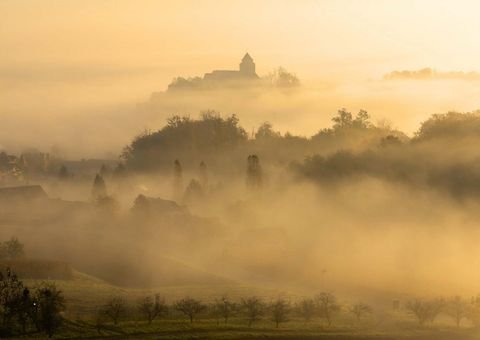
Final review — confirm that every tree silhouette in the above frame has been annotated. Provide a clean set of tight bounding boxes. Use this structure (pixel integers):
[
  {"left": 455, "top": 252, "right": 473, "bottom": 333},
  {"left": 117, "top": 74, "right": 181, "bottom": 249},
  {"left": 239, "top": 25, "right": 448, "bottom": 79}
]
[
  {"left": 103, "top": 297, "right": 127, "bottom": 325},
  {"left": 350, "top": 303, "right": 372, "bottom": 321},
  {"left": 138, "top": 294, "right": 167, "bottom": 324},
  {"left": 34, "top": 283, "right": 65, "bottom": 338},
  {"left": 315, "top": 292, "right": 339, "bottom": 327},
  {"left": 173, "top": 160, "right": 183, "bottom": 201},
  {"left": 174, "top": 297, "right": 206, "bottom": 323},
  {"left": 58, "top": 165, "right": 70, "bottom": 180},
  {"left": 91, "top": 174, "right": 107, "bottom": 200},
  {"left": 298, "top": 298, "right": 316, "bottom": 322},
  {"left": 246, "top": 155, "right": 262, "bottom": 189},
  {"left": 212, "top": 296, "right": 236, "bottom": 325},
  {"left": 199, "top": 161, "right": 208, "bottom": 188},
  {"left": 270, "top": 298, "right": 290, "bottom": 328},
  {"left": 446, "top": 296, "right": 469, "bottom": 327},
  {"left": 241, "top": 297, "right": 263, "bottom": 327}
]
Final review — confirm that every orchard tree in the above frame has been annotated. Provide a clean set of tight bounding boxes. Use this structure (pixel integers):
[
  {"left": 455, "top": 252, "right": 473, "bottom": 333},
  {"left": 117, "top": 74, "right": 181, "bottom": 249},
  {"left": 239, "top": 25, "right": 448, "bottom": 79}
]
[
  {"left": 174, "top": 297, "right": 206, "bottom": 323},
  {"left": 446, "top": 296, "right": 470, "bottom": 327},
  {"left": 138, "top": 294, "right": 167, "bottom": 324},
  {"left": 103, "top": 297, "right": 127, "bottom": 325},
  {"left": 350, "top": 303, "right": 372, "bottom": 321},
  {"left": 315, "top": 292, "right": 340, "bottom": 327},
  {"left": 212, "top": 296, "right": 236, "bottom": 325},
  {"left": 241, "top": 297, "right": 264, "bottom": 327},
  {"left": 406, "top": 298, "right": 444, "bottom": 326},
  {"left": 298, "top": 298, "right": 316, "bottom": 322},
  {"left": 270, "top": 298, "right": 290, "bottom": 328}
]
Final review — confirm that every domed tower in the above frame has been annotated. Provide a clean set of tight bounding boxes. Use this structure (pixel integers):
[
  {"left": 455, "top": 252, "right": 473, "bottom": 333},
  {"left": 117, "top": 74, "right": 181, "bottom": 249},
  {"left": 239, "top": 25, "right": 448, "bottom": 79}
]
[{"left": 239, "top": 53, "right": 257, "bottom": 77}]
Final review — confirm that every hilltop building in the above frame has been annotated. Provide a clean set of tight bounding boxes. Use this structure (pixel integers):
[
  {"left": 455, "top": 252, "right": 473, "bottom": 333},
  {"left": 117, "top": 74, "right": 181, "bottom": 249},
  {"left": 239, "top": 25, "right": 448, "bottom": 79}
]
[
  {"left": 204, "top": 53, "right": 259, "bottom": 81},
  {"left": 167, "top": 53, "right": 260, "bottom": 91}
]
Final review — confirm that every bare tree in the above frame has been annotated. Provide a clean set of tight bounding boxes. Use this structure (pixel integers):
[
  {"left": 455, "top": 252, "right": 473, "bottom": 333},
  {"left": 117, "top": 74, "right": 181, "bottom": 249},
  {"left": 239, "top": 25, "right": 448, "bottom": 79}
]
[
  {"left": 446, "top": 296, "right": 470, "bottom": 328},
  {"left": 406, "top": 298, "right": 444, "bottom": 326},
  {"left": 241, "top": 297, "right": 263, "bottom": 327},
  {"left": 103, "top": 297, "right": 127, "bottom": 325},
  {"left": 315, "top": 292, "right": 340, "bottom": 327},
  {"left": 138, "top": 294, "right": 167, "bottom": 324},
  {"left": 270, "top": 298, "right": 290, "bottom": 328},
  {"left": 174, "top": 297, "right": 206, "bottom": 323},
  {"left": 212, "top": 296, "right": 236, "bottom": 325},
  {"left": 350, "top": 303, "right": 372, "bottom": 321},
  {"left": 297, "top": 298, "right": 316, "bottom": 322}
]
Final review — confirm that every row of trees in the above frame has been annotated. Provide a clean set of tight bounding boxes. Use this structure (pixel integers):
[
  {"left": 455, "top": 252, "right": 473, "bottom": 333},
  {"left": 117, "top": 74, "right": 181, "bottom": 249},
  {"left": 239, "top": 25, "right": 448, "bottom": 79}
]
[
  {"left": 406, "top": 296, "right": 480, "bottom": 328},
  {"left": 96, "top": 293, "right": 371, "bottom": 328},
  {"left": 89, "top": 152, "right": 263, "bottom": 209},
  {"left": 96, "top": 294, "right": 480, "bottom": 330}
]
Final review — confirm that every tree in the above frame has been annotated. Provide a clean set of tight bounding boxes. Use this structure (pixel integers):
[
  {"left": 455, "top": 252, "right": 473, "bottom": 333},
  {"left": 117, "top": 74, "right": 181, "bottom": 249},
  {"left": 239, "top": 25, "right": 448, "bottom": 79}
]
[
  {"left": 297, "top": 298, "right": 316, "bottom": 322},
  {"left": 138, "top": 294, "right": 167, "bottom": 324},
  {"left": 264, "top": 67, "right": 300, "bottom": 88},
  {"left": 380, "top": 135, "right": 402, "bottom": 147},
  {"left": 315, "top": 292, "right": 340, "bottom": 327},
  {"left": 183, "top": 179, "right": 205, "bottom": 204},
  {"left": 91, "top": 174, "right": 107, "bottom": 200},
  {"left": 446, "top": 296, "right": 469, "bottom": 328},
  {"left": 17, "top": 287, "right": 34, "bottom": 334},
  {"left": 212, "top": 296, "right": 236, "bottom": 325},
  {"left": 58, "top": 165, "right": 70, "bottom": 180},
  {"left": 0, "top": 237, "right": 25, "bottom": 260},
  {"left": 353, "top": 110, "right": 371, "bottom": 129},
  {"left": 406, "top": 298, "right": 444, "bottom": 326},
  {"left": 174, "top": 297, "right": 206, "bottom": 323},
  {"left": 199, "top": 161, "right": 208, "bottom": 188},
  {"left": 246, "top": 155, "right": 262, "bottom": 189},
  {"left": 350, "top": 303, "right": 372, "bottom": 321},
  {"left": 270, "top": 298, "right": 290, "bottom": 328},
  {"left": 122, "top": 113, "right": 248, "bottom": 171},
  {"left": 241, "top": 297, "right": 263, "bottom": 327},
  {"left": 103, "top": 297, "right": 127, "bottom": 325},
  {"left": 0, "top": 268, "right": 25, "bottom": 327},
  {"left": 332, "top": 108, "right": 353, "bottom": 129},
  {"left": 414, "top": 111, "right": 480, "bottom": 141},
  {"left": 173, "top": 160, "right": 183, "bottom": 201},
  {"left": 255, "top": 122, "right": 280, "bottom": 140},
  {"left": 33, "top": 283, "right": 66, "bottom": 338}
]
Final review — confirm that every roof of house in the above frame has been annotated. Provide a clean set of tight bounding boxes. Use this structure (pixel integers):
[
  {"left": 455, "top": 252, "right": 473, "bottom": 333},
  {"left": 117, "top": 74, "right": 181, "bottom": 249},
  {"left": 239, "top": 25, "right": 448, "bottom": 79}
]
[{"left": 242, "top": 53, "right": 253, "bottom": 62}]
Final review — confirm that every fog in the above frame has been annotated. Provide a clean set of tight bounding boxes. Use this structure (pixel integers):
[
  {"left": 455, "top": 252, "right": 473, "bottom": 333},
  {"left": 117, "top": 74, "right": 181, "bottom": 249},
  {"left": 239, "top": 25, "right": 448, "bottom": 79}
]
[
  {"left": 3, "top": 1, "right": 480, "bottom": 337},
  {"left": 3, "top": 77, "right": 480, "bottom": 158}
]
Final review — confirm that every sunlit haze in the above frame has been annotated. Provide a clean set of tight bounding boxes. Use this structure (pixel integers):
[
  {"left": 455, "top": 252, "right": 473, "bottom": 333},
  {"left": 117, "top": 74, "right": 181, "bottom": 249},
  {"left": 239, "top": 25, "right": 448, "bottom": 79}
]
[{"left": 2, "top": 2, "right": 480, "bottom": 339}]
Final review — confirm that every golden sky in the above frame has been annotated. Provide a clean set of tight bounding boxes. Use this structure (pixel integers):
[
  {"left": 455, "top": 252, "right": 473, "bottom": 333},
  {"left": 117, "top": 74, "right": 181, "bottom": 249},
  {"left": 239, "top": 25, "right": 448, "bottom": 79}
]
[{"left": 2, "top": 0, "right": 480, "bottom": 79}]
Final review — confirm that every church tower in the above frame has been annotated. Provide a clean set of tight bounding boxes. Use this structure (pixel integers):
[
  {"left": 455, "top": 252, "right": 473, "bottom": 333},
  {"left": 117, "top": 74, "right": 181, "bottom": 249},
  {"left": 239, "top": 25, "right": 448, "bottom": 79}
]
[{"left": 239, "top": 53, "right": 257, "bottom": 77}]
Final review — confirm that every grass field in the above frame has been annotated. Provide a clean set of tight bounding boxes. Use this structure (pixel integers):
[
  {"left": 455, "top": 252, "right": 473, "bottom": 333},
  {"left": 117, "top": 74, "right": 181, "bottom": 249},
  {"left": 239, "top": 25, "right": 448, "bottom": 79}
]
[
  {"left": 51, "top": 318, "right": 480, "bottom": 339},
  {"left": 18, "top": 271, "right": 480, "bottom": 339}
]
